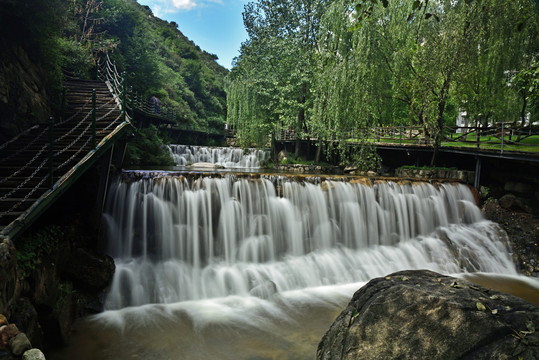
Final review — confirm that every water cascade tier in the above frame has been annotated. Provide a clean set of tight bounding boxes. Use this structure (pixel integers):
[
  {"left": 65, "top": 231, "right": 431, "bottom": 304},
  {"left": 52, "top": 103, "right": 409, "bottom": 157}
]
[
  {"left": 167, "top": 145, "right": 269, "bottom": 168},
  {"left": 102, "top": 173, "right": 516, "bottom": 310}
]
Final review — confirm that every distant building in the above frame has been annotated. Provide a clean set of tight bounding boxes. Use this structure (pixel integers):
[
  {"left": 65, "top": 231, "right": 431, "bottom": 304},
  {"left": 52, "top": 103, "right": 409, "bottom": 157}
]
[{"left": 456, "top": 111, "right": 468, "bottom": 133}]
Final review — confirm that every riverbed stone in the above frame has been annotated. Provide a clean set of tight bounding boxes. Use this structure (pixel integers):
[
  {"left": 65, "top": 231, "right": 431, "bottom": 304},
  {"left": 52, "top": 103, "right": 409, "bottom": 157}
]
[
  {"left": 8, "top": 333, "right": 31, "bottom": 356},
  {"left": 498, "top": 194, "right": 531, "bottom": 213},
  {"left": 0, "top": 324, "right": 19, "bottom": 350},
  {"left": 317, "top": 270, "right": 539, "bottom": 360},
  {"left": 249, "top": 281, "right": 277, "bottom": 299},
  {"left": 22, "top": 349, "right": 46, "bottom": 360},
  {"left": 9, "top": 298, "right": 42, "bottom": 350}
]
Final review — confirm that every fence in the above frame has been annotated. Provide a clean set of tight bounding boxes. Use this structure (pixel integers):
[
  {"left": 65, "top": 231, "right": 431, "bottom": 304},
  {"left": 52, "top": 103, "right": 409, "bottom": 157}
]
[{"left": 275, "top": 123, "right": 539, "bottom": 154}]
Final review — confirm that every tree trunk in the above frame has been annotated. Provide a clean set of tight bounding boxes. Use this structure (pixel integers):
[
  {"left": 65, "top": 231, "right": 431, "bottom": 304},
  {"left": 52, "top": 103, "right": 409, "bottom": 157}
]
[
  {"left": 315, "top": 138, "right": 323, "bottom": 163},
  {"left": 517, "top": 95, "right": 527, "bottom": 142},
  {"left": 295, "top": 82, "right": 307, "bottom": 158}
]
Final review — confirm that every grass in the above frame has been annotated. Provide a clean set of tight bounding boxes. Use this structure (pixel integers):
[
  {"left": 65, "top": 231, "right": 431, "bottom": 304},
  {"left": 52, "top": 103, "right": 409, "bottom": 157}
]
[{"left": 346, "top": 134, "right": 539, "bottom": 153}]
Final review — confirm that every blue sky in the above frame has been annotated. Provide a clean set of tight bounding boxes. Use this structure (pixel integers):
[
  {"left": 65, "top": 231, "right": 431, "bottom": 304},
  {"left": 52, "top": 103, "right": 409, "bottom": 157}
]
[{"left": 137, "top": 0, "right": 248, "bottom": 69}]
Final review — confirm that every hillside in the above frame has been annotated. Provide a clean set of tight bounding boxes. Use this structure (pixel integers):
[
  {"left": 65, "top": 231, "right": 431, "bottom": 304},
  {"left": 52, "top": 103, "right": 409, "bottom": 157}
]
[{"left": 0, "top": 0, "right": 229, "bottom": 139}]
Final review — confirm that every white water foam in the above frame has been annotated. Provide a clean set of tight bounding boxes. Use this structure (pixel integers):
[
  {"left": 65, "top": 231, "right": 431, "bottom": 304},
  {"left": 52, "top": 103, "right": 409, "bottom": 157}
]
[
  {"left": 49, "top": 174, "right": 528, "bottom": 360},
  {"left": 167, "top": 145, "right": 269, "bottom": 168},
  {"left": 102, "top": 175, "right": 516, "bottom": 309}
]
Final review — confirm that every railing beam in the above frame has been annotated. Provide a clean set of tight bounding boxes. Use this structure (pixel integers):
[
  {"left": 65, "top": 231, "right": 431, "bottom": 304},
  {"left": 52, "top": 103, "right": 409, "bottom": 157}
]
[
  {"left": 92, "top": 89, "right": 97, "bottom": 149},
  {"left": 122, "top": 71, "right": 127, "bottom": 123}
]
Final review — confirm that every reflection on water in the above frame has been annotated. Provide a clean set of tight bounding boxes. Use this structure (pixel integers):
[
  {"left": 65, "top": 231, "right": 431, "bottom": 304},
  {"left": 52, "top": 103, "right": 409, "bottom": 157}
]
[
  {"left": 50, "top": 284, "right": 357, "bottom": 360},
  {"left": 49, "top": 275, "right": 539, "bottom": 360},
  {"left": 461, "top": 273, "right": 539, "bottom": 306}
]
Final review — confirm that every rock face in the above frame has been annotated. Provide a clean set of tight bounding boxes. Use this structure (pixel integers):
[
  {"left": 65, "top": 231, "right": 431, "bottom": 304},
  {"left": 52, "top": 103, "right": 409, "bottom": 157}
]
[
  {"left": 61, "top": 248, "right": 115, "bottom": 290},
  {"left": 483, "top": 200, "right": 539, "bottom": 277},
  {"left": 0, "top": 45, "right": 50, "bottom": 142},
  {"left": 0, "top": 238, "right": 19, "bottom": 316},
  {"left": 317, "top": 270, "right": 539, "bottom": 360}
]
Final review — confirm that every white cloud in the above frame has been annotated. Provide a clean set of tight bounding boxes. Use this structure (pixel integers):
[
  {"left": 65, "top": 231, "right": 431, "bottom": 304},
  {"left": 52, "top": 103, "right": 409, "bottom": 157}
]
[
  {"left": 171, "top": 0, "right": 197, "bottom": 10},
  {"left": 142, "top": 0, "right": 225, "bottom": 14}
]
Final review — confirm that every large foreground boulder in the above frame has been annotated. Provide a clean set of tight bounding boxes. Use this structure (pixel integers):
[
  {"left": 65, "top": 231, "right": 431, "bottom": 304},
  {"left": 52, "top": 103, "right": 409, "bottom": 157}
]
[{"left": 317, "top": 270, "right": 538, "bottom": 360}]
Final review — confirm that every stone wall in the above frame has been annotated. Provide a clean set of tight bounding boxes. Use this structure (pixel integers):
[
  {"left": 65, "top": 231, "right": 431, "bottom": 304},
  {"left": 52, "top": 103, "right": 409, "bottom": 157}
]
[
  {"left": 275, "top": 164, "right": 343, "bottom": 174},
  {"left": 395, "top": 167, "right": 475, "bottom": 184}
]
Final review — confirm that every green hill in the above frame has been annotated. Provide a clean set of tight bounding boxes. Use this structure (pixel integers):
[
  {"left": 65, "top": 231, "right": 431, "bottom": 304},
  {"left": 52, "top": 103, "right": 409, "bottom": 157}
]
[{"left": 0, "top": 0, "right": 228, "bottom": 135}]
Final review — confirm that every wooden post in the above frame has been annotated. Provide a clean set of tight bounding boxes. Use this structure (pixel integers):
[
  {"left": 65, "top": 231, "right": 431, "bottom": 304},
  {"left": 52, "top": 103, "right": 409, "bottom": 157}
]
[
  {"left": 474, "top": 157, "right": 482, "bottom": 190},
  {"left": 92, "top": 89, "right": 96, "bottom": 149},
  {"left": 399, "top": 126, "right": 402, "bottom": 145},
  {"left": 48, "top": 116, "right": 55, "bottom": 189}
]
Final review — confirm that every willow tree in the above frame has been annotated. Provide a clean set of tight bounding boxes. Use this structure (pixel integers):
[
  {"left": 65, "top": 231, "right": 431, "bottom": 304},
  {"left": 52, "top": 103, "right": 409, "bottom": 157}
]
[
  {"left": 456, "top": 0, "right": 538, "bottom": 136},
  {"left": 226, "top": 0, "right": 330, "bottom": 153},
  {"left": 310, "top": 0, "right": 385, "bottom": 166}
]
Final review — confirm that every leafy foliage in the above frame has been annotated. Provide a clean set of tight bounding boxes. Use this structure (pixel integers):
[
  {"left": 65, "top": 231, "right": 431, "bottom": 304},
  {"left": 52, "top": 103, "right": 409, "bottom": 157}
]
[
  {"left": 229, "top": 0, "right": 538, "bottom": 166},
  {"left": 3, "top": 0, "right": 229, "bottom": 134},
  {"left": 123, "top": 125, "right": 175, "bottom": 166},
  {"left": 16, "top": 226, "right": 63, "bottom": 279}
]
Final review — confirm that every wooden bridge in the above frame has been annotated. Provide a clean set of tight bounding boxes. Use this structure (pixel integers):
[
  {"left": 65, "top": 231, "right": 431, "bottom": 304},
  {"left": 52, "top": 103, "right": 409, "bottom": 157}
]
[{"left": 0, "top": 57, "right": 134, "bottom": 241}]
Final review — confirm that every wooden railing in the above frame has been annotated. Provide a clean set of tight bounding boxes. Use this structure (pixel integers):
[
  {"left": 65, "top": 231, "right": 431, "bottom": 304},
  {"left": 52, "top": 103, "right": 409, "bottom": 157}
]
[
  {"left": 276, "top": 123, "right": 539, "bottom": 154},
  {"left": 97, "top": 52, "right": 178, "bottom": 124}
]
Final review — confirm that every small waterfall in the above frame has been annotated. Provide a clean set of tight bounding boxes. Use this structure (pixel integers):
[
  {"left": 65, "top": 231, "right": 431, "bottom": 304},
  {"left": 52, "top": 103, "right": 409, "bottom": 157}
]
[
  {"left": 167, "top": 145, "right": 270, "bottom": 168},
  {"left": 102, "top": 174, "right": 516, "bottom": 310}
]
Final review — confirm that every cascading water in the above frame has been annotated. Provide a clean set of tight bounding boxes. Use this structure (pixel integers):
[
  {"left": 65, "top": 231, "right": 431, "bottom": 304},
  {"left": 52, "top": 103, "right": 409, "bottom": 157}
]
[
  {"left": 102, "top": 174, "right": 516, "bottom": 309},
  {"left": 167, "top": 144, "right": 269, "bottom": 168},
  {"left": 51, "top": 172, "right": 529, "bottom": 360}
]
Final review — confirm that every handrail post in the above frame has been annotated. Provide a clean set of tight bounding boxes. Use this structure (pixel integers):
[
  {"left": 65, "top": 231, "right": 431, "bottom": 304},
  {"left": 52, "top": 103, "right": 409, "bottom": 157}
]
[
  {"left": 61, "top": 87, "right": 67, "bottom": 122},
  {"left": 122, "top": 71, "right": 127, "bottom": 122},
  {"left": 500, "top": 123, "right": 504, "bottom": 154},
  {"left": 48, "top": 116, "right": 55, "bottom": 189},
  {"left": 92, "top": 89, "right": 96, "bottom": 149},
  {"left": 476, "top": 125, "right": 479, "bottom": 149}
]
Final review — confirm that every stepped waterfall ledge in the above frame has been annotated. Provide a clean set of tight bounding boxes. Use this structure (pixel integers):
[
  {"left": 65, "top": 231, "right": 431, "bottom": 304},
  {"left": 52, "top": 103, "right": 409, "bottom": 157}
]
[
  {"left": 167, "top": 145, "right": 270, "bottom": 168},
  {"left": 102, "top": 173, "right": 516, "bottom": 309}
]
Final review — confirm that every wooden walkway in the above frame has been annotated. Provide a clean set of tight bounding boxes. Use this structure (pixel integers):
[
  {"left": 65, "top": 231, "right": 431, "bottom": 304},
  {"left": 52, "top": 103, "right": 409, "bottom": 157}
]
[{"left": 0, "top": 78, "right": 132, "bottom": 240}]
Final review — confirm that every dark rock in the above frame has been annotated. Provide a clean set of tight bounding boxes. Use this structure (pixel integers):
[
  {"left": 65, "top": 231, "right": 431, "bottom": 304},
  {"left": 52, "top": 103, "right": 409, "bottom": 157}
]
[
  {"left": 0, "top": 238, "right": 19, "bottom": 315},
  {"left": 61, "top": 248, "right": 115, "bottom": 290},
  {"left": 504, "top": 181, "right": 533, "bottom": 195},
  {"left": 317, "top": 270, "right": 539, "bottom": 360},
  {"left": 0, "top": 45, "right": 50, "bottom": 142},
  {"left": 0, "top": 324, "right": 19, "bottom": 350},
  {"left": 249, "top": 281, "right": 277, "bottom": 299},
  {"left": 9, "top": 298, "right": 42, "bottom": 350},
  {"left": 499, "top": 194, "right": 531, "bottom": 213},
  {"left": 8, "top": 333, "right": 31, "bottom": 356}
]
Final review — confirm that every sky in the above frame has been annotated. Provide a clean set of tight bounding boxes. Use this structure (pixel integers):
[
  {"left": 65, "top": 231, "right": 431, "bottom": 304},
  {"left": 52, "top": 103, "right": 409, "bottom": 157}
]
[{"left": 137, "top": 0, "right": 248, "bottom": 69}]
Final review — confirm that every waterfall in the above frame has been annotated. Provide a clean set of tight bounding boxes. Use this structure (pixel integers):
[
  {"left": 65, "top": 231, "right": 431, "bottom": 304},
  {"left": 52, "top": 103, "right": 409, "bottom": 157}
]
[
  {"left": 167, "top": 145, "right": 270, "bottom": 168},
  {"left": 102, "top": 174, "right": 516, "bottom": 310}
]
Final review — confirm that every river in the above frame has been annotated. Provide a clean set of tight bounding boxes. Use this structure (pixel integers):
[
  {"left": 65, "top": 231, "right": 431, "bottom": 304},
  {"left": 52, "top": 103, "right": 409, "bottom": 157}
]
[{"left": 49, "top": 146, "right": 538, "bottom": 360}]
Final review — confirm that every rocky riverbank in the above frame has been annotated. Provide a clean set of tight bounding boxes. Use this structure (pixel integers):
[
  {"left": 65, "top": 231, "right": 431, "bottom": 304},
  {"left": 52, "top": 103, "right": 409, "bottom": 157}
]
[
  {"left": 317, "top": 270, "right": 539, "bottom": 360},
  {"left": 483, "top": 199, "right": 539, "bottom": 277}
]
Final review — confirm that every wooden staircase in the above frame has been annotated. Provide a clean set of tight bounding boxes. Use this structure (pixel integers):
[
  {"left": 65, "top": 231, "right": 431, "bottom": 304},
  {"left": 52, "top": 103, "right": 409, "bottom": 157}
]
[{"left": 0, "top": 78, "right": 129, "bottom": 238}]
